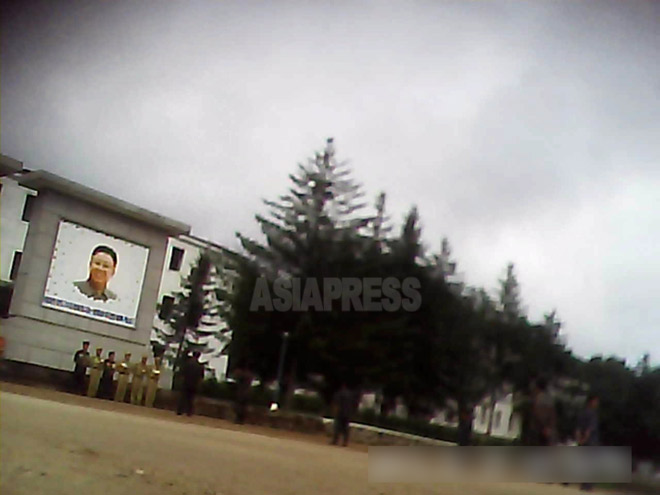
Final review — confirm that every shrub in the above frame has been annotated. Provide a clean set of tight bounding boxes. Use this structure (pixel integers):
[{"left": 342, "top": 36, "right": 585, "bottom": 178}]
[
  {"left": 200, "top": 378, "right": 235, "bottom": 401},
  {"left": 291, "top": 394, "right": 326, "bottom": 415}
]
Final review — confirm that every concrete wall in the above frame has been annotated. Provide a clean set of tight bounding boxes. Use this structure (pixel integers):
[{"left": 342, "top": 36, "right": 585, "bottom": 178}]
[
  {"left": 0, "top": 177, "right": 36, "bottom": 282},
  {"left": 2, "top": 189, "right": 170, "bottom": 371},
  {"left": 320, "top": 419, "right": 455, "bottom": 447}
]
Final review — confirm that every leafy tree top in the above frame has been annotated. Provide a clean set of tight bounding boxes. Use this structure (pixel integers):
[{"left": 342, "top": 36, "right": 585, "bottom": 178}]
[{"left": 237, "top": 138, "right": 376, "bottom": 278}]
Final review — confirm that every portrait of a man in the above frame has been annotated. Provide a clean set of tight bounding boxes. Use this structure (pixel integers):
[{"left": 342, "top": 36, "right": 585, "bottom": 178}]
[{"left": 73, "top": 245, "right": 118, "bottom": 302}]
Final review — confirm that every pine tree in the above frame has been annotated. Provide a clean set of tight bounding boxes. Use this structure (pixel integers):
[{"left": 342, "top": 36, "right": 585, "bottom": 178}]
[
  {"left": 233, "top": 138, "right": 378, "bottom": 403},
  {"left": 151, "top": 251, "right": 231, "bottom": 385},
  {"left": 428, "top": 237, "right": 464, "bottom": 295},
  {"left": 237, "top": 138, "right": 373, "bottom": 279},
  {"left": 499, "top": 263, "right": 522, "bottom": 323},
  {"left": 544, "top": 309, "right": 562, "bottom": 342},
  {"left": 371, "top": 192, "right": 393, "bottom": 252}
]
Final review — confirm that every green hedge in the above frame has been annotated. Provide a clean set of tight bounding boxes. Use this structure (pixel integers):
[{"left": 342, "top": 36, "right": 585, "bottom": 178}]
[
  {"left": 200, "top": 379, "right": 327, "bottom": 412},
  {"left": 291, "top": 394, "right": 326, "bottom": 415},
  {"left": 199, "top": 381, "right": 514, "bottom": 445},
  {"left": 199, "top": 379, "right": 277, "bottom": 407},
  {"left": 355, "top": 408, "right": 516, "bottom": 446}
]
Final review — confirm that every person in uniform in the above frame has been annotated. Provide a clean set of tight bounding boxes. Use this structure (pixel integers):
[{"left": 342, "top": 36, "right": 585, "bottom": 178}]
[
  {"left": 100, "top": 351, "right": 116, "bottom": 399},
  {"left": 144, "top": 357, "right": 162, "bottom": 408},
  {"left": 73, "top": 245, "right": 118, "bottom": 302},
  {"left": 114, "top": 352, "right": 132, "bottom": 403},
  {"left": 87, "top": 347, "right": 104, "bottom": 397},
  {"left": 130, "top": 355, "right": 149, "bottom": 405},
  {"left": 177, "top": 351, "right": 205, "bottom": 416},
  {"left": 72, "top": 340, "right": 91, "bottom": 394}
]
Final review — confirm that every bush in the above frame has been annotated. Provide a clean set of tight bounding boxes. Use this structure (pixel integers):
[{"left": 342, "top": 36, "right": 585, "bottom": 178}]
[
  {"left": 249, "top": 386, "right": 275, "bottom": 407},
  {"left": 291, "top": 394, "right": 326, "bottom": 415},
  {"left": 200, "top": 378, "right": 235, "bottom": 401},
  {"left": 200, "top": 379, "right": 274, "bottom": 407}
]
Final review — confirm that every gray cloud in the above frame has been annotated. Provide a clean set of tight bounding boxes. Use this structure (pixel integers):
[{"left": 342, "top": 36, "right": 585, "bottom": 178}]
[{"left": 2, "top": 0, "right": 659, "bottom": 364}]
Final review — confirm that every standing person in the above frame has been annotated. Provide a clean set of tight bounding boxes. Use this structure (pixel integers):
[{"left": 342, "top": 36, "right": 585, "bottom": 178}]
[
  {"left": 130, "top": 355, "right": 149, "bottom": 405},
  {"left": 177, "top": 351, "right": 204, "bottom": 416},
  {"left": 576, "top": 394, "right": 600, "bottom": 491},
  {"left": 114, "top": 352, "right": 132, "bottom": 403},
  {"left": 234, "top": 365, "right": 253, "bottom": 424},
  {"left": 532, "top": 378, "right": 557, "bottom": 446},
  {"left": 100, "top": 351, "right": 116, "bottom": 399},
  {"left": 457, "top": 406, "right": 474, "bottom": 446},
  {"left": 72, "top": 341, "right": 90, "bottom": 394},
  {"left": 87, "top": 347, "right": 104, "bottom": 398},
  {"left": 331, "top": 383, "right": 357, "bottom": 446},
  {"left": 519, "top": 384, "right": 535, "bottom": 446},
  {"left": 144, "top": 357, "right": 162, "bottom": 408}
]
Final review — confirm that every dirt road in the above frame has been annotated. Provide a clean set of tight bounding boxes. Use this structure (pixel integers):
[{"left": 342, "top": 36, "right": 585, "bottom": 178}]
[{"left": 1, "top": 385, "right": 590, "bottom": 495}]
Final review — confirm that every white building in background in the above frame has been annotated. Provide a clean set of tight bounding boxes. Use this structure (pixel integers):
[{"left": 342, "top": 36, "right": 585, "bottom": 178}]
[
  {"left": 0, "top": 172, "right": 37, "bottom": 283},
  {"left": 152, "top": 234, "right": 237, "bottom": 388},
  {"left": 430, "top": 392, "right": 522, "bottom": 441},
  {"left": 472, "top": 393, "right": 522, "bottom": 440}
]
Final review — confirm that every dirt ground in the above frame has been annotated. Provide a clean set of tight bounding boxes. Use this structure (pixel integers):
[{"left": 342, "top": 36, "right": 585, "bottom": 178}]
[{"left": 0, "top": 382, "right": 607, "bottom": 495}]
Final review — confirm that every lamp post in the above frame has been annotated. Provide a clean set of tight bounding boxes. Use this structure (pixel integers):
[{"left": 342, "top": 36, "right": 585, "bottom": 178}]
[{"left": 272, "top": 331, "right": 290, "bottom": 410}]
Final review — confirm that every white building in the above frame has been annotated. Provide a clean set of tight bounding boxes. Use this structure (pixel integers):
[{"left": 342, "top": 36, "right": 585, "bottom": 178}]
[
  {"left": 472, "top": 393, "right": 522, "bottom": 440},
  {"left": 0, "top": 170, "right": 39, "bottom": 318},
  {"left": 0, "top": 173, "right": 37, "bottom": 284},
  {"left": 430, "top": 392, "right": 522, "bottom": 441},
  {"left": 152, "top": 234, "right": 237, "bottom": 387},
  {"left": 0, "top": 156, "right": 236, "bottom": 386}
]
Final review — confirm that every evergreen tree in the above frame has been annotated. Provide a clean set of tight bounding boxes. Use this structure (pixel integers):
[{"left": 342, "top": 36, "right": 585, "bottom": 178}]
[
  {"left": 499, "top": 263, "right": 522, "bottom": 323},
  {"left": 370, "top": 192, "right": 393, "bottom": 253},
  {"left": 428, "top": 237, "right": 464, "bottom": 295},
  {"left": 232, "top": 138, "right": 380, "bottom": 403},
  {"left": 237, "top": 137, "right": 373, "bottom": 279},
  {"left": 151, "top": 251, "right": 231, "bottom": 385},
  {"left": 543, "top": 309, "right": 562, "bottom": 342}
]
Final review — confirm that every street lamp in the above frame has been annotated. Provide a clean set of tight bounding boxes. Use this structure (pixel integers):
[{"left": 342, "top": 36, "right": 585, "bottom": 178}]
[{"left": 271, "top": 331, "right": 290, "bottom": 411}]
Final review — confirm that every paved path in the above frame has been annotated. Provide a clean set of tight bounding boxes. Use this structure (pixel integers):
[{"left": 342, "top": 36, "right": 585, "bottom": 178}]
[{"left": 1, "top": 386, "right": 592, "bottom": 495}]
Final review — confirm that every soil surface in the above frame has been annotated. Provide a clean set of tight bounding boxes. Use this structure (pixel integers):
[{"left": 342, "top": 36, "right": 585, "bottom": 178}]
[{"left": 1, "top": 382, "right": 610, "bottom": 495}]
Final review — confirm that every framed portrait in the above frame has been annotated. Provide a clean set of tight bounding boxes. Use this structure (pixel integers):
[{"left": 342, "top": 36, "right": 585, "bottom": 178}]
[{"left": 42, "top": 220, "right": 150, "bottom": 328}]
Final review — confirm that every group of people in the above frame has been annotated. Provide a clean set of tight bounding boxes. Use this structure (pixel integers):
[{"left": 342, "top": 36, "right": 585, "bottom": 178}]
[
  {"left": 522, "top": 378, "right": 601, "bottom": 450},
  {"left": 522, "top": 378, "right": 601, "bottom": 491},
  {"left": 73, "top": 340, "right": 208, "bottom": 415},
  {"left": 72, "top": 340, "right": 156, "bottom": 404}
]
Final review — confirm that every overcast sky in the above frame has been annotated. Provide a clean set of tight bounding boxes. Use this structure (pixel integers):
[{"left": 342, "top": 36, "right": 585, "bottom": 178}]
[{"left": 2, "top": 0, "right": 659, "bottom": 366}]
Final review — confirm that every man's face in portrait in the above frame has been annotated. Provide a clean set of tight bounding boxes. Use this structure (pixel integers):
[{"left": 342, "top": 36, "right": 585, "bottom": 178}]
[{"left": 89, "top": 251, "right": 116, "bottom": 289}]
